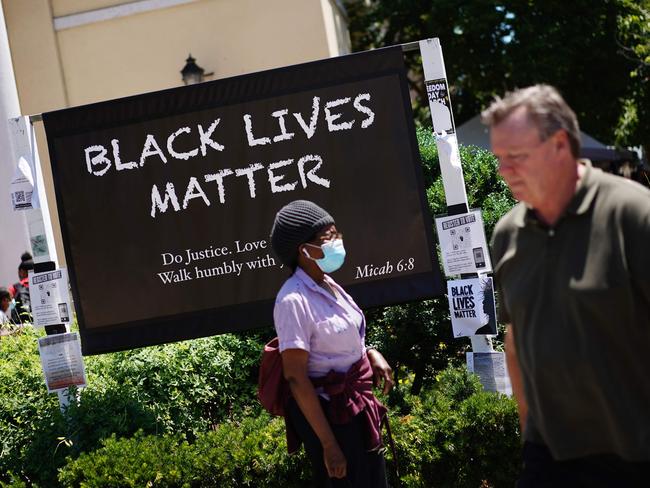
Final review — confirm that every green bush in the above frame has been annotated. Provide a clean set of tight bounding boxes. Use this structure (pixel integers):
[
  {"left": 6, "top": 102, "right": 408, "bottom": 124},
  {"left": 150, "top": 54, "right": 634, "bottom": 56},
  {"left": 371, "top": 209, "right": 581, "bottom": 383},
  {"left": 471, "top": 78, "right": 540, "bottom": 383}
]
[
  {"left": 58, "top": 432, "right": 197, "bottom": 488},
  {"left": 0, "top": 328, "right": 265, "bottom": 486},
  {"left": 88, "top": 332, "right": 265, "bottom": 435},
  {"left": 57, "top": 366, "right": 519, "bottom": 488},
  {"left": 389, "top": 367, "right": 521, "bottom": 488},
  {"left": 58, "top": 413, "right": 311, "bottom": 488},
  {"left": 2, "top": 327, "right": 519, "bottom": 487},
  {"left": 0, "top": 328, "right": 67, "bottom": 486}
]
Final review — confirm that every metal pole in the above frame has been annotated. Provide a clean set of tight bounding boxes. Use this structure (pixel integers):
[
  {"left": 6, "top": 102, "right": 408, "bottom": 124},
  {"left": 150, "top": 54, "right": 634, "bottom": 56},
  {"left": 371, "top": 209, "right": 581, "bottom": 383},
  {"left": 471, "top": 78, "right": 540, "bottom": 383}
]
[{"left": 417, "top": 38, "right": 494, "bottom": 353}]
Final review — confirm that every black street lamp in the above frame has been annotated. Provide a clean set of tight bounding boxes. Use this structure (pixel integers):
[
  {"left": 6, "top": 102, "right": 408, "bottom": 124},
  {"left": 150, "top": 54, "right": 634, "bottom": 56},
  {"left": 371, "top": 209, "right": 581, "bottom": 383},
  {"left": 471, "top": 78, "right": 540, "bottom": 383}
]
[{"left": 181, "top": 54, "right": 205, "bottom": 85}]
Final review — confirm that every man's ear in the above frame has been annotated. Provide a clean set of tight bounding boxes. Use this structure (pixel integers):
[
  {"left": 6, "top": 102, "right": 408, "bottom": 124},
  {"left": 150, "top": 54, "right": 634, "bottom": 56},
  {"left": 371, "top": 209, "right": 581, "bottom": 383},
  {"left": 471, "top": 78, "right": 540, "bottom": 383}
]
[{"left": 553, "top": 130, "right": 571, "bottom": 155}]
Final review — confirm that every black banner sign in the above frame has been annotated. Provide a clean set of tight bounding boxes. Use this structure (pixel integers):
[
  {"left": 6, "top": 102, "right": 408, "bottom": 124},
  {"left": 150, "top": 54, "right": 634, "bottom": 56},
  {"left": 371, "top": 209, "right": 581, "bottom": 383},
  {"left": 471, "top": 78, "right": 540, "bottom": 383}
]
[{"left": 43, "top": 47, "right": 444, "bottom": 355}]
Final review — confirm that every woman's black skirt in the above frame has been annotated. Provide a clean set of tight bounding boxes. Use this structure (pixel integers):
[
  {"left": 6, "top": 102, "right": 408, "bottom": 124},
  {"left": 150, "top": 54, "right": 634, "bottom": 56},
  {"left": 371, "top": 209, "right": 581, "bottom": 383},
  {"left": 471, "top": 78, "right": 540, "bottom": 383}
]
[{"left": 286, "top": 396, "right": 389, "bottom": 488}]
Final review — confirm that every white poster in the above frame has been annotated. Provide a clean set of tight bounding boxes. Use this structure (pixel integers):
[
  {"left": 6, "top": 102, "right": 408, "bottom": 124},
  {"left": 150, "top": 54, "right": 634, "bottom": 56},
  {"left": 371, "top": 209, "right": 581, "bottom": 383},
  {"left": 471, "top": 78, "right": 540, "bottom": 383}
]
[
  {"left": 29, "top": 268, "right": 72, "bottom": 328},
  {"left": 467, "top": 352, "right": 512, "bottom": 396},
  {"left": 435, "top": 210, "right": 492, "bottom": 276},
  {"left": 38, "top": 332, "right": 86, "bottom": 393},
  {"left": 447, "top": 276, "right": 497, "bottom": 337}
]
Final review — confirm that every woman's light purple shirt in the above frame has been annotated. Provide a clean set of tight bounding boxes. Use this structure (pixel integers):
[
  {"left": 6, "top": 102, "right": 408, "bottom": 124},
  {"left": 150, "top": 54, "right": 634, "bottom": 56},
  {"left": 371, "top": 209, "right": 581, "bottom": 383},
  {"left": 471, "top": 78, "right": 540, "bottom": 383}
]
[{"left": 273, "top": 267, "right": 366, "bottom": 378}]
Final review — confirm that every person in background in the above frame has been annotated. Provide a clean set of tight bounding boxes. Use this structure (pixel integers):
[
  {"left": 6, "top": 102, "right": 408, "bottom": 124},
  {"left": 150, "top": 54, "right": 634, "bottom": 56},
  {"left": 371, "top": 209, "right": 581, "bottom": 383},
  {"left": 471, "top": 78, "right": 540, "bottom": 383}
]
[
  {"left": 270, "top": 200, "right": 393, "bottom": 488},
  {"left": 483, "top": 84, "right": 650, "bottom": 487},
  {"left": 0, "top": 287, "right": 18, "bottom": 325},
  {"left": 9, "top": 252, "right": 33, "bottom": 320}
]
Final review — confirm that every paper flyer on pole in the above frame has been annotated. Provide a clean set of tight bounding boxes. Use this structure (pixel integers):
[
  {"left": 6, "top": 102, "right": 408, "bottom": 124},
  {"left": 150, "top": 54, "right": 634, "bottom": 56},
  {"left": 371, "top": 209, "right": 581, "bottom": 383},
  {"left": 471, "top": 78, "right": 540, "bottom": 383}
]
[
  {"left": 10, "top": 156, "right": 35, "bottom": 211},
  {"left": 38, "top": 332, "right": 86, "bottom": 393},
  {"left": 466, "top": 351, "right": 512, "bottom": 396},
  {"left": 435, "top": 210, "right": 492, "bottom": 276},
  {"left": 447, "top": 275, "right": 497, "bottom": 337},
  {"left": 29, "top": 268, "right": 72, "bottom": 328},
  {"left": 425, "top": 78, "right": 454, "bottom": 134}
]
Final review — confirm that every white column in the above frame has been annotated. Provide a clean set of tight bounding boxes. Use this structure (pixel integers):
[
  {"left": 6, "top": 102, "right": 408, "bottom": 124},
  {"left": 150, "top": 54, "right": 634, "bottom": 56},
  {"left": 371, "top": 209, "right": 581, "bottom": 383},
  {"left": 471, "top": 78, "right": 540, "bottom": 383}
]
[{"left": 0, "top": 2, "right": 31, "bottom": 286}]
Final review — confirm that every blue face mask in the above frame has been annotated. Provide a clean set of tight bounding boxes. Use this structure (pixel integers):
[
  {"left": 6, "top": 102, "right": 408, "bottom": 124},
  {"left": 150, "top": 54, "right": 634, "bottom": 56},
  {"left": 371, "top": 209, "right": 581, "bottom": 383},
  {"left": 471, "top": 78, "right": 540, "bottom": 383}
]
[{"left": 305, "top": 238, "right": 346, "bottom": 273}]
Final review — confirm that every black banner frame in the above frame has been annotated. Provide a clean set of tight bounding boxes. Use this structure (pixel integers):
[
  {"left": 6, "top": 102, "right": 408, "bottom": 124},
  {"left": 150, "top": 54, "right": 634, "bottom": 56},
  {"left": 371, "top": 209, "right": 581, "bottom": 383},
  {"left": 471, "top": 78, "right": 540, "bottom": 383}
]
[{"left": 43, "top": 46, "right": 444, "bottom": 355}]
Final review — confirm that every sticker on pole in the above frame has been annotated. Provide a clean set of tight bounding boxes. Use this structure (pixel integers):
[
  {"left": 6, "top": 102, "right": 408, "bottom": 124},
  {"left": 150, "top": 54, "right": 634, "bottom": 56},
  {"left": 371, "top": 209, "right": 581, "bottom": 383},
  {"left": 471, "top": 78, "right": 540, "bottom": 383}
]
[
  {"left": 28, "top": 268, "right": 72, "bottom": 328},
  {"left": 10, "top": 156, "right": 35, "bottom": 211},
  {"left": 466, "top": 352, "right": 512, "bottom": 396},
  {"left": 38, "top": 332, "right": 86, "bottom": 393},
  {"left": 447, "top": 276, "right": 497, "bottom": 337},
  {"left": 425, "top": 78, "right": 454, "bottom": 134},
  {"left": 435, "top": 210, "right": 492, "bottom": 276}
]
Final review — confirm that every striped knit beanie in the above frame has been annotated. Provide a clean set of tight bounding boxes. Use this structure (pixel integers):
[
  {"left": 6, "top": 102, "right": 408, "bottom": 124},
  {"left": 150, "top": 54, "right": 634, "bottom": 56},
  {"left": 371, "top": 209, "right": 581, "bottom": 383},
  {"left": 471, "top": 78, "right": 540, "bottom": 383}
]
[{"left": 270, "top": 200, "right": 334, "bottom": 267}]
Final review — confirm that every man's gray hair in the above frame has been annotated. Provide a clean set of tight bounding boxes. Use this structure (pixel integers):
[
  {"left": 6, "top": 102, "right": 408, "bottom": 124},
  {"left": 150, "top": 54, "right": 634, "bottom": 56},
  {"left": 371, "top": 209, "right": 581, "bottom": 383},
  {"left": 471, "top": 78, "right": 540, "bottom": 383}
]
[{"left": 481, "top": 84, "right": 581, "bottom": 158}]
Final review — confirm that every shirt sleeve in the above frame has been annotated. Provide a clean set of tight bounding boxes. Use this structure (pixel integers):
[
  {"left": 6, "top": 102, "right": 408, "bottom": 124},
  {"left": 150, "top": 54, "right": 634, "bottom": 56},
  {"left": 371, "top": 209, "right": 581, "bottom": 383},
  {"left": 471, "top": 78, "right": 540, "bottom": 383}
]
[
  {"left": 624, "top": 191, "right": 650, "bottom": 307},
  {"left": 273, "top": 292, "right": 311, "bottom": 353}
]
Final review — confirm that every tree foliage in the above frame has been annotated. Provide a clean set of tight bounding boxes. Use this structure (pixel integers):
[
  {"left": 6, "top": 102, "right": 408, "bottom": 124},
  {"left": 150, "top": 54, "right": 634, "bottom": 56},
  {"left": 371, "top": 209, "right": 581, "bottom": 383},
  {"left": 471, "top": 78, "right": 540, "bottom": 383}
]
[
  {"left": 615, "top": 0, "right": 649, "bottom": 150},
  {"left": 346, "top": 0, "right": 646, "bottom": 149}
]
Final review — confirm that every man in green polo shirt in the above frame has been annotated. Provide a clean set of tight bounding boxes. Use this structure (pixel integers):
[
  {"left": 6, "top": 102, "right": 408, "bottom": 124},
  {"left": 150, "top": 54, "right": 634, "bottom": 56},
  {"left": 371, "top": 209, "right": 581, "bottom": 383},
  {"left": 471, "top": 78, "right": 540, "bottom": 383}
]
[{"left": 482, "top": 84, "right": 650, "bottom": 487}]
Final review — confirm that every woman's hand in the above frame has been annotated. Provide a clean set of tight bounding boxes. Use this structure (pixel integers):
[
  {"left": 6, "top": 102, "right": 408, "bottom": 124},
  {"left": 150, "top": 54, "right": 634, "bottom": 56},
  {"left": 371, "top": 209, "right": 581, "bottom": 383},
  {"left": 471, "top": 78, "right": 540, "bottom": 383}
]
[
  {"left": 366, "top": 348, "right": 394, "bottom": 395},
  {"left": 323, "top": 441, "right": 347, "bottom": 478}
]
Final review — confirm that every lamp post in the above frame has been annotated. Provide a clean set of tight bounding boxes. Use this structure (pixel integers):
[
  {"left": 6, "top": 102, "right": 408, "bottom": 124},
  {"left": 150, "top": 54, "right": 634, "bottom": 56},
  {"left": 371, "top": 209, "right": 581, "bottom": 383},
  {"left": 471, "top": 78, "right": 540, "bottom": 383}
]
[{"left": 181, "top": 54, "right": 205, "bottom": 85}]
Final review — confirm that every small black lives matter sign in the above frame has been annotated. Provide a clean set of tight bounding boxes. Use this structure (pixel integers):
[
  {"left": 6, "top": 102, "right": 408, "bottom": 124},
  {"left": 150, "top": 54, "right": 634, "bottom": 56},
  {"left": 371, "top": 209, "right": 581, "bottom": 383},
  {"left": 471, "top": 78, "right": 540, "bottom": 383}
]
[
  {"left": 446, "top": 276, "right": 497, "bottom": 337},
  {"left": 43, "top": 47, "right": 444, "bottom": 354}
]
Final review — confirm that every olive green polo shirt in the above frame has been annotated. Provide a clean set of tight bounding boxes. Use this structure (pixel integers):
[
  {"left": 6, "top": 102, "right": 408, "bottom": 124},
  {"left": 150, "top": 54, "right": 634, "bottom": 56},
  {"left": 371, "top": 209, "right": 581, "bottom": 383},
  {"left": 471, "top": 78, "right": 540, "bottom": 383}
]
[{"left": 491, "top": 162, "right": 650, "bottom": 461}]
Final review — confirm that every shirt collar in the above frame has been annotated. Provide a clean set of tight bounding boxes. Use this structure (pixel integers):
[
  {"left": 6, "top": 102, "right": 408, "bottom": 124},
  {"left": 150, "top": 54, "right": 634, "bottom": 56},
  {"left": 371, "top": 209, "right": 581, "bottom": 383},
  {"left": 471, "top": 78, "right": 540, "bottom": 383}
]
[
  {"left": 515, "top": 159, "right": 598, "bottom": 228},
  {"left": 566, "top": 159, "right": 598, "bottom": 216},
  {"left": 292, "top": 267, "right": 366, "bottom": 336},
  {"left": 294, "top": 267, "right": 336, "bottom": 300},
  {"left": 294, "top": 267, "right": 317, "bottom": 289},
  {"left": 293, "top": 267, "right": 362, "bottom": 309}
]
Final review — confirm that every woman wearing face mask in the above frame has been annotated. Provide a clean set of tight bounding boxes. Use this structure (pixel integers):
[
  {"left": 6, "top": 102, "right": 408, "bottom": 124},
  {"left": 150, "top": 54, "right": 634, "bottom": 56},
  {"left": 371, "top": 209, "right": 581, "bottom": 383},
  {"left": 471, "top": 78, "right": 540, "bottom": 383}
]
[{"left": 270, "top": 200, "right": 394, "bottom": 488}]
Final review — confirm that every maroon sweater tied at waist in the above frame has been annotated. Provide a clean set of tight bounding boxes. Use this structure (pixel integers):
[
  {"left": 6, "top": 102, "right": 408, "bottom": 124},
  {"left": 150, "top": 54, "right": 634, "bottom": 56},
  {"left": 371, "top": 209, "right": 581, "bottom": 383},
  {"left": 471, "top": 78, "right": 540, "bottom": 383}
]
[{"left": 286, "top": 353, "right": 388, "bottom": 455}]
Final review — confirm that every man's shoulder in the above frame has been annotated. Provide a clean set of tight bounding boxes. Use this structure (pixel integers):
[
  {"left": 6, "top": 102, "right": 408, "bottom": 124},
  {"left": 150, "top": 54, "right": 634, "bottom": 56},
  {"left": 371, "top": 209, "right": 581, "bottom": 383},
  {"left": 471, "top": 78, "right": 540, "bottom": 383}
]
[
  {"left": 493, "top": 202, "right": 527, "bottom": 238},
  {"left": 490, "top": 202, "right": 527, "bottom": 263},
  {"left": 594, "top": 168, "right": 648, "bottom": 197},
  {"left": 592, "top": 169, "right": 650, "bottom": 218}
]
